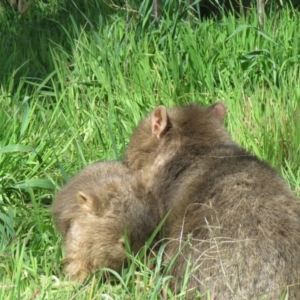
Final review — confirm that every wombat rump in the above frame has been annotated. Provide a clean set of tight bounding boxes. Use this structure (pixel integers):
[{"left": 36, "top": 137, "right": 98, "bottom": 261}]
[
  {"left": 124, "top": 102, "right": 300, "bottom": 299},
  {"left": 52, "top": 161, "right": 159, "bottom": 282}
]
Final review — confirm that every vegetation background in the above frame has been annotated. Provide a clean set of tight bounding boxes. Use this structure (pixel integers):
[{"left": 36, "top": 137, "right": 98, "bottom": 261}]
[{"left": 0, "top": 0, "right": 300, "bottom": 299}]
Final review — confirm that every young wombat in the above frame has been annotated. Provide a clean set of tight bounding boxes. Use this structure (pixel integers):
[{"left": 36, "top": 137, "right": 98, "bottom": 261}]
[
  {"left": 124, "top": 103, "right": 300, "bottom": 299},
  {"left": 52, "top": 161, "right": 159, "bottom": 282}
]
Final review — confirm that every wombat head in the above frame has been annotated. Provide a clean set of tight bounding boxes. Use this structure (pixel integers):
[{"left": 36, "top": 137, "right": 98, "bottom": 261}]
[
  {"left": 64, "top": 208, "right": 127, "bottom": 281},
  {"left": 124, "top": 102, "right": 229, "bottom": 172},
  {"left": 64, "top": 175, "right": 153, "bottom": 280}
]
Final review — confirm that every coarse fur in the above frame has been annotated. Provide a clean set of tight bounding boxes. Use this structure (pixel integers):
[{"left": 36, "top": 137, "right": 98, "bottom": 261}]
[
  {"left": 52, "top": 161, "right": 159, "bottom": 282},
  {"left": 124, "top": 103, "right": 300, "bottom": 299}
]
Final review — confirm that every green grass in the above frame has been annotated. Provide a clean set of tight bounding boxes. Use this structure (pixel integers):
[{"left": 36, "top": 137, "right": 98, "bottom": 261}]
[{"left": 0, "top": 0, "right": 300, "bottom": 299}]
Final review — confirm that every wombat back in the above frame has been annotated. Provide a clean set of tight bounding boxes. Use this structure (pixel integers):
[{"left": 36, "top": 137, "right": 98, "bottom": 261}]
[{"left": 165, "top": 154, "right": 300, "bottom": 298}]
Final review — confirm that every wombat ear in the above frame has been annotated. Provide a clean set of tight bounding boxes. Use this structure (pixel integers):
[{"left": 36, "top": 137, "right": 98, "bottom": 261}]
[
  {"left": 210, "top": 102, "right": 227, "bottom": 122},
  {"left": 77, "top": 191, "right": 95, "bottom": 215},
  {"left": 151, "top": 106, "right": 169, "bottom": 138}
]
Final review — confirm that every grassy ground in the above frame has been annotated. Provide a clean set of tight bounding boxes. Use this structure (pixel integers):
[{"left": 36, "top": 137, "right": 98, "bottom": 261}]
[{"left": 0, "top": 1, "right": 300, "bottom": 299}]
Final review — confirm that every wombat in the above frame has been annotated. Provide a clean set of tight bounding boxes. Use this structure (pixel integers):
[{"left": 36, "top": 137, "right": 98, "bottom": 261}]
[
  {"left": 52, "top": 161, "right": 159, "bottom": 282},
  {"left": 124, "top": 102, "right": 300, "bottom": 299}
]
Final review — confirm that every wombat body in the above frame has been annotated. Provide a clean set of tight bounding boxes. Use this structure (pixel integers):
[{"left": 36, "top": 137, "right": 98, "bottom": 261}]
[
  {"left": 52, "top": 161, "right": 159, "bottom": 282},
  {"left": 124, "top": 103, "right": 300, "bottom": 299}
]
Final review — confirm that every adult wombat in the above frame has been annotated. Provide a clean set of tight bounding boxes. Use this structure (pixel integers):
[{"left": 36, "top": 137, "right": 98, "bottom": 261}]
[
  {"left": 52, "top": 161, "right": 159, "bottom": 282},
  {"left": 124, "top": 102, "right": 300, "bottom": 299}
]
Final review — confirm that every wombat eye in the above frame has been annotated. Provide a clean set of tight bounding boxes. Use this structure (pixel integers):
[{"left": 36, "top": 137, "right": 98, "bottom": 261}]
[{"left": 118, "top": 237, "right": 125, "bottom": 248}]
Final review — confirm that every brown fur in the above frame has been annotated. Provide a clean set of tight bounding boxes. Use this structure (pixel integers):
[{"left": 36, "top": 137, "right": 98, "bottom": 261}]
[
  {"left": 124, "top": 103, "right": 300, "bottom": 299},
  {"left": 52, "top": 161, "right": 159, "bottom": 282}
]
